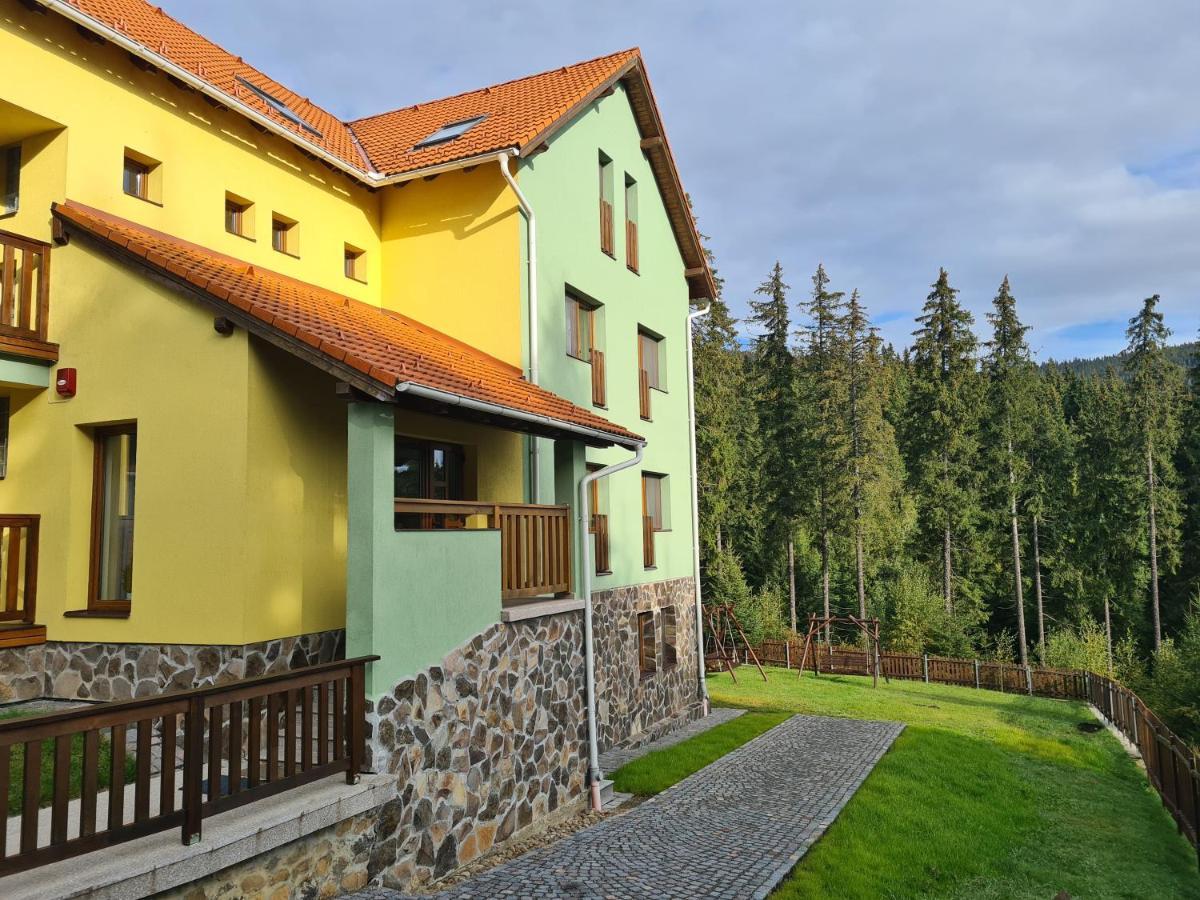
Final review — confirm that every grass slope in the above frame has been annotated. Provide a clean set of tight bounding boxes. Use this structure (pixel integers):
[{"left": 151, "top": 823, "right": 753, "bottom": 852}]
[{"left": 697, "top": 669, "right": 1200, "bottom": 899}]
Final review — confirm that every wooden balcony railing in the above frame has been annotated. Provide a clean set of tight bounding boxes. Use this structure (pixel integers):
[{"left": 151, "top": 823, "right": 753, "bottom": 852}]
[
  {"left": 642, "top": 515, "right": 656, "bottom": 568},
  {"left": 0, "top": 230, "right": 51, "bottom": 353},
  {"left": 394, "top": 499, "right": 572, "bottom": 601},
  {"left": 591, "top": 513, "right": 611, "bottom": 575},
  {"left": 626, "top": 219, "right": 639, "bottom": 273},
  {"left": 590, "top": 347, "right": 607, "bottom": 407},
  {"left": 600, "top": 199, "right": 615, "bottom": 256},
  {"left": 0, "top": 516, "right": 39, "bottom": 644},
  {"left": 0, "top": 656, "right": 375, "bottom": 876},
  {"left": 639, "top": 368, "right": 652, "bottom": 420}
]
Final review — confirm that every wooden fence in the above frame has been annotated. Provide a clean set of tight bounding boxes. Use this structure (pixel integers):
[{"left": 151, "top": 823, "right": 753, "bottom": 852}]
[
  {"left": 752, "top": 639, "right": 1197, "bottom": 861},
  {"left": 0, "top": 655, "right": 375, "bottom": 875}
]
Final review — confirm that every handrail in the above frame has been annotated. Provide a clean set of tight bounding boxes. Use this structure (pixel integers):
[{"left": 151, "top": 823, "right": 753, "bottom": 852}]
[
  {"left": 0, "top": 655, "right": 378, "bottom": 875},
  {"left": 0, "top": 230, "right": 51, "bottom": 344}
]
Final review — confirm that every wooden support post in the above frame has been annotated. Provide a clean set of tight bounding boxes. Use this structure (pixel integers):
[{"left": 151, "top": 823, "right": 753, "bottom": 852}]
[{"left": 347, "top": 664, "right": 364, "bottom": 785}]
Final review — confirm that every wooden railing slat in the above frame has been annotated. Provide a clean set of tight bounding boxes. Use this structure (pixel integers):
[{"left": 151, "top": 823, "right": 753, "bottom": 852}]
[
  {"left": 51, "top": 734, "right": 70, "bottom": 844},
  {"left": 284, "top": 690, "right": 297, "bottom": 777},
  {"left": 300, "top": 687, "right": 313, "bottom": 772},
  {"left": 108, "top": 725, "right": 126, "bottom": 832},
  {"left": 247, "top": 696, "right": 261, "bottom": 788},
  {"left": 81, "top": 730, "right": 99, "bottom": 837},
  {"left": 134, "top": 718, "right": 152, "bottom": 822},
  {"left": 160, "top": 714, "right": 176, "bottom": 816},
  {"left": 0, "top": 743, "right": 8, "bottom": 858},
  {"left": 317, "top": 681, "right": 329, "bottom": 766},
  {"left": 333, "top": 679, "right": 345, "bottom": 762},
  {"left": 20, "top": 741, "right": 38, "bottom": 853},
  {"left": 207, "top": 707, "right": 222, "bottom": 803},
  {"left": 228, "top": 700, "right": 242, "bottom": 797},
  {"left": 6, "top": 525, "right": 21, "bottom": 613},
  {"left": 266, "top": 693, "right": 280, "bottom": 782}
]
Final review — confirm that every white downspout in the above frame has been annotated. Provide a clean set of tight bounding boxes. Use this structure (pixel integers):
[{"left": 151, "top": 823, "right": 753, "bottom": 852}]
[
  {"left": 687, "top": 305, "right": 711, "bottom": 713},
  {"left": 499, "top": 151, "right": 541, "bottom": 502},
  {"left": 579, "top": 443, "right": 645, "bottom": 811}
]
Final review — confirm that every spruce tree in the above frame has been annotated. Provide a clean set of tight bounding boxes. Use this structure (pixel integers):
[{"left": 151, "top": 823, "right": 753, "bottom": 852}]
[{"left": 983, "top": 277, "right": 1035, "bottom": 666}]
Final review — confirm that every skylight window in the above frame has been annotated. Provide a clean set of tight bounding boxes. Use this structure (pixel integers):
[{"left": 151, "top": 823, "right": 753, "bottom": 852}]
[
  {"left": 413, "top": 116, "right": 487, "bottom": 150},
  {"left": 235, "top": 76, "right": 323, "bottom": 139}
]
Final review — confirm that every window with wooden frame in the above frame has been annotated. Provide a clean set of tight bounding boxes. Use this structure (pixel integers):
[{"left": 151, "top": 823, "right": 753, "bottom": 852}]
[
  {"left": 88, "top": 424, "right": 137, "bottom": 613},
  {"left": 122, "top": 149, "right": 160, "bottom": 204},
  {"left": 599, "top": 152, "right": 615, "bottom": 256},
  {"left": 637, "top": 329, "right": 663, "bottom": 419},
  {"left": 393, "top": 437, "right": 468, "bottom": 529},
  {"left": 1, "top": 144, "right": 20, "bottom": 216},
  {"left": 624, "top": 175, "right": 639, "bottom": 273},
  {"left": 271, "top": 213, "right": 299, "bottom": 256},
  {"left": 662, "top": 606, "right": 678, "bottom": 668},
  {"left": 565, "top": 293, "right": 594, "bottom": 361},
  {"left": 224, "top": 192, "right": 254, "bottom": 239},
  {"left": 587, "top": 463, "right": 611, "bottom": 575},
  {"left": 637, "top": 610, "right": 656, "bottom": 676},
  {"left": 0, "top": 396, "right": 9, "bottom": 479},
  {"left": 641, "top": 472, "right": 667, "bottom": 569},
  {"left": 344, "top": 244, "right": 366, "bottom": 282}
]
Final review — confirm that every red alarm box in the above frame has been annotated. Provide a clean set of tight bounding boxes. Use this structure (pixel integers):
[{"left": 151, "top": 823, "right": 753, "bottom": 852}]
[{"left": 55, "top": 367, "right": 77, "bottom": 398}]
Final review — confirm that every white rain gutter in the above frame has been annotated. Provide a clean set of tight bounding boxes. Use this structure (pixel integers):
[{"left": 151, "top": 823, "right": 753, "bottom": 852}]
[
  {"left": 578, "top": 443, "right": 645, "bottom": 811},
  {"left": 686, "top": 305, "right": 711, "bottom": 713},
  {"left": 394, "top": 382, "right": 643, "bottom": 451},
  {"left": 497, "top": 151, "right": 542, "bottom": 502}
]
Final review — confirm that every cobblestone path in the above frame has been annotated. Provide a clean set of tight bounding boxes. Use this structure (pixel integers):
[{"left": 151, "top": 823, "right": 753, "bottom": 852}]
[{"left": 349, "top": 714, "right": 903, "bottom": 900}]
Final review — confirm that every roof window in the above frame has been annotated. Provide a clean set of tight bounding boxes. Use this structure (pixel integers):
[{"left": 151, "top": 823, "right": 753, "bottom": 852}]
[
  {"left": 235, "top": 77, "right": 323, "bottom": 139},
  {"left": 413, "top": 116, "right": 487, "bottom": 149}
]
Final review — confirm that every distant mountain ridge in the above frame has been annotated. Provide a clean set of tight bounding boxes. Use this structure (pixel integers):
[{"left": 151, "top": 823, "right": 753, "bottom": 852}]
[{"left": 1045, "top": 341, "right": 1198, "bottom": 377}]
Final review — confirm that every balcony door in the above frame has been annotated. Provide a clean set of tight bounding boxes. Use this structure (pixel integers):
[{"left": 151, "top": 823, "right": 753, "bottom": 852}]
[{"left": 394, "top": 438, "right": 466, "bottom": 529}]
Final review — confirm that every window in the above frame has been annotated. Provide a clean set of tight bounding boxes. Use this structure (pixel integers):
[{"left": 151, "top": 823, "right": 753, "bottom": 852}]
[
  {"left": 0, "top": 397, "right": 8, "bottom": 479},
  {"left": 89, "top": 425, "right": 137, "bottom": 610},
  {"left": 587, "top": 463, "right": 611, "bottom": 575},
  {"left": 638, "top": 610, "right": 656, "bottom": 676},
  {"left": 663, "top": 606, "right": 678, "bottom": 669},
  {"left": 565, "top": 293, "right": 594, "bottom": 361},
  {"left": 271, "top": 214, "right": 298, "bottom": 256},
  {"left": 413, "top": 116, "right": 487, "bottom": 149},
  {"left": 599, "top": 152, "right": 614, "bottom": 256},
  {"left": 624, "top": 175, "right": 639, "bottom": 273},
  {"left": 122, "top": 149, "right": 160, "bottom": 203},
  {"left": 224, "top": 192, "right": 253, "bottom": 239},
  {"left": 235, "top": 76, "right": 324, "bottom": 138},
  {"left": 1, "top": 144, "right": 20, "bottom": 216},
  {"left": 642, "top": 472, "right": 667, "bottom": 569},
  {"left": 637, "top": 329, "right": 663, "bottom": 420},
  {"left": 394, "top": 437, "right": 467, "bottom": 529},
  {"left": 344, "top": 244, "right": 366, "bottom": 282}
]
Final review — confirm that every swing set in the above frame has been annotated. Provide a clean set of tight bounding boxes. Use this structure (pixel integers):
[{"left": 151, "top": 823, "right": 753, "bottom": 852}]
[
  {"left": 795, "top": 613, "right": 886, "bottom": 688},
  {"left": 702, "top": 603, "right": 767, "bottom": 683}
]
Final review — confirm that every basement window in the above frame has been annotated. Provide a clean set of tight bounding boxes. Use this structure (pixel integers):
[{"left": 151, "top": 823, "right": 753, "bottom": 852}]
[
  {"left": 1, "top": 145, "right": 19, "bottom": 216},
  {"left": 235, "top": 77, "right": 324, "bottom": 138},
  {"left": 413, "top": 115, "right": 486, "bottom": 149},
  {"left": 638, "top": 610, "right": 656, "bottom": 676}
]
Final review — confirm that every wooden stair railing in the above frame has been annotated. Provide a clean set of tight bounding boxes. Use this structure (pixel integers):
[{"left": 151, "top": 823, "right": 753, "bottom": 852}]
[
  {"left": 0, "top": 655, "right": 376, "bottom": 876},
  {"left": 599, "top": 199, "right": 615, "bottom": 256},
  {"left": 0, "top": 230, "right": 51, "bottom": 353},
  {"left": 590, "top": 348, "right": 606, "bottom": 407}
]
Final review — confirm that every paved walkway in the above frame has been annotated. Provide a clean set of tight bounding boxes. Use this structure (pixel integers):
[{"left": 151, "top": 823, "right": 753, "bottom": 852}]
[
  {"left": 350, "top": 714, "right": 903, "bottom": 900},
  {"left": 598, "top": 706, "right": 745, "bottom": 773}
]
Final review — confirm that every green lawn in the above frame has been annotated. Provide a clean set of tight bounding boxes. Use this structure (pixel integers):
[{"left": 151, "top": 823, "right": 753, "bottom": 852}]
[{"left": 618, "top": 667, "right": 1200, "bottom": 899}]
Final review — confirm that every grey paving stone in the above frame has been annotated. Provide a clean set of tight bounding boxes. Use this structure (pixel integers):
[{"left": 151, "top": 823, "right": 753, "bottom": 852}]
[{"left": 346, "top": 714, "right": 902, "bottom": 900}]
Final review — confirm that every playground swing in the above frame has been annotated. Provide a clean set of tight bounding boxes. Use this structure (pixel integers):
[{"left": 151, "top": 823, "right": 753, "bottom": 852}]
[{"left": 702, "top": 603, "right": 767, "bottom": 683}]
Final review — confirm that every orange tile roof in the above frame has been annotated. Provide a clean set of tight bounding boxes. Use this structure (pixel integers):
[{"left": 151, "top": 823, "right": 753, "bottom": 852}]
[
  {"left": 349, "top": 50, "right": 639, "bottom": 175},
  {"left": 52, "top": 201, "right": 644, "bottom": 448}
]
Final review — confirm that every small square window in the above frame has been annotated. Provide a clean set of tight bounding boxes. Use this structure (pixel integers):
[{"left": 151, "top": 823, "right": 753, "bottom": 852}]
[
  {"left": 638, "top": 610, "right": 656, "bottom": 676},
  {"left": 272, "top": 214, "right": 298, "bottom": 256},
  {"left": 122, "top": 149, "right": 160, "bottom": 203},
  {"left": 663, "top": 606, "right": 678, "bottom": 669},
  {"left": 224, "top": 193, "right": 254, "bottom": 239},
  {"left": 344, "top": 244, "right": 366, "bottom": 282},
  {"left": 1, "top": 145, "right": 20, "bottom": 216}
]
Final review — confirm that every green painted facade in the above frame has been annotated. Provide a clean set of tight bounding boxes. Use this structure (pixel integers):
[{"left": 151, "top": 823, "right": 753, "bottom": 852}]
[
  {"left": 0, "top": 353, "right": 50, "bottom": 388},
  {"left": 520, "top": 82, "right": 696, "bottom": 587}
]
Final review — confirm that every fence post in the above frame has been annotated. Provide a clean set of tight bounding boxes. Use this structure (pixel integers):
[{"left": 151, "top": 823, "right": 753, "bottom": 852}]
[
  {"left": 1025, "top": 665, "right": 1033, "bottom": 696},
  {"left": 347, "top": 663, "right": 365, "bottom": 785},
  {"left": 922, "top": 655, "right": 929, "bottom": 683},
  {"left": 974, "top": 659, "right": 980, "bottom": 689},
  {"left": 785, "top": 640, "right": 791, "bottom": 671},
  {"left": 182, "top": 694, "right": 205, "bottom": 845}
]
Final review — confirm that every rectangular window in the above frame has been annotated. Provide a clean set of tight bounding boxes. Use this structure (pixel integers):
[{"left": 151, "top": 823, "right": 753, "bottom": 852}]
[
  {"left": 122, "top": 149, "right": 160, "bottom": 203},
  {"left": 663, "top": 606, "right": 678, "bottom": 668},
  {"left": 638, "top": 610, "right": 656, "bottom": 675},
  {"left": 587, "top": 462, "right": 611, "bottom": 575},
  {"left": 344, "top": 244, "right": 366, "bottom": 282},
  {"left": 394, "top": 437, "right": 467, "bottom": 529},
  {"left": 638, "top": 329, "right": 663, "bottom": 420},
  {"left": 224, "top": 192, "right": 254, "bottom": 238},
  {"left": 272, "top": 214, "right": 298, "bottom": 256},
  {"left": 89, "top": 425, "right": 137, "bottom": 610},
  {"left": 624, "top": 175, "right": 639, "bottom": 273},
  {"left": 1, "top": 144, "right": 20, "bottom": 216},
  {"left": 565, "top": 294, "right": 594, "bottom": 361},
  {"left": 599, "top": 152, "right": 614, "bottom": 256},
  {"left": 642, "top": 472, "right": 667, "bottom": 531},
  {"left": 0, "top": 396, "right": 9, "bottom": 479}
]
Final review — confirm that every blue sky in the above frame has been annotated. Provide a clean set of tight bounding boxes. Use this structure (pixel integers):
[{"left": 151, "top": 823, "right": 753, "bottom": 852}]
[{"left": 165, "top": 0, "right": 1200, "bottom": 361}]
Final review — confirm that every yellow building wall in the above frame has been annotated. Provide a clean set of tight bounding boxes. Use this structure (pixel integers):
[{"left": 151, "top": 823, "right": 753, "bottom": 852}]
[
  {"left": 0, "top": 2, "right": 381, "bottom": 298},
  {"left": 380, "top": 167, "right": 522, "bottom": 367}
]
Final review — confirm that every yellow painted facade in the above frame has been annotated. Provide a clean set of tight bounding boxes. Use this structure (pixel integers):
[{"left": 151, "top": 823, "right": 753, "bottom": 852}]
[{"left": 0, "top": 1, "right": 527, "bottom": 646}]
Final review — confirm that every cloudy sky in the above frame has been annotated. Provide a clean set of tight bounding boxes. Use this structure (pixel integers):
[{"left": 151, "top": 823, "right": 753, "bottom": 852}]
[{"left": 167, "top": 0, "right": 1200, "bottom": 361}]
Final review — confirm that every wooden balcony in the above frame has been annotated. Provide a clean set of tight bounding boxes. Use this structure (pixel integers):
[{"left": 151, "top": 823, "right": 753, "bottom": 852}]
[
  {"left": 393, "top": 499, "right": 572, "bottom": 601},
  {"left": 626, "top": 219, "right": 639, "bottom": 273},
  {"left": 0, "top": 515, "right": 43, "bottom": 648},
  {"left": 590, "top": 513, "right": 611, "bottom": 575},
  {"left": 590, "top": 347, "right": 607, "bottom": 407},
  {"left": 0, "top": 230, "right": 55, "bottom": 362},
  {"left": 600, "top": 199, "right": 615, "bottom": 257},
  {"left": 642, "top": 515, "right": 656, "bottom": 569}
]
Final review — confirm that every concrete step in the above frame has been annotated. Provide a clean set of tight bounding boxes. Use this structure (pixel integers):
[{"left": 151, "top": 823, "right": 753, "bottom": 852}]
[
  {"left": 601, "top": 790, "right": 632, "bottom": 812},
  {"left": 598, "top": 778, "right": 614, "bottom": 804}
]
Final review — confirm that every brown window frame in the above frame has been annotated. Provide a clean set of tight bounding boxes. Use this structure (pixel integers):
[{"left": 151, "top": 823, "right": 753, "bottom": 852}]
[
  {"left": 225, "top": 196, "right": 251, "bottom": 238},
  {"left": 271, "top": 214, "right": 299, "bottom": 257},
  {"left": 599, "top": 152, "right": 615, "bottom": 257},
  {"left": 394, "top": 436, "right": 468, "bottom": 530},
  {"left": 662, "top": 605, "right": 678, "bottom": 669},
  {"left": 87, "top": 423, "right": 137, "bottom": 614},
  {"left": 565, "top": 294, "right": 595, "bottom": 362},
  {"left": 344, "top": 244, "right": 366, "bottom": 282},
  {"left": 624, "top": 174, "right": 638, "bottom": 274},
  {"left": 637, "top": 610, "right": 656, "bottom": 676}
]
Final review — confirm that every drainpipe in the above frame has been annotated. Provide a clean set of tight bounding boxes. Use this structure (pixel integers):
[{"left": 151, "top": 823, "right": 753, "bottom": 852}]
[
  {"left": 498, "top": 151, "right": 541, "bottom": 502},
  {"left": 578, "top": 442, "right": 645, "bottom": 811},
  {"left": 687, "top": 305, "right": 711, "bottom": 714}
]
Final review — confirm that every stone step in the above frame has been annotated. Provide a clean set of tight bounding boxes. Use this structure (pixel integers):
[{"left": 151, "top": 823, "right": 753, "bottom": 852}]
[
  {"left": 601, "top": 790, "right": 633, "bottom": 812},
  {"left": 598, "top": 778, "right": 615, "bottom": 804}
]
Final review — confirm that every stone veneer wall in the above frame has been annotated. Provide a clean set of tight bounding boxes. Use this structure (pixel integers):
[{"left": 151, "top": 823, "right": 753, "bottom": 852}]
[{"left": 0, "top": 629, "right": 344, "bottom": 703}]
